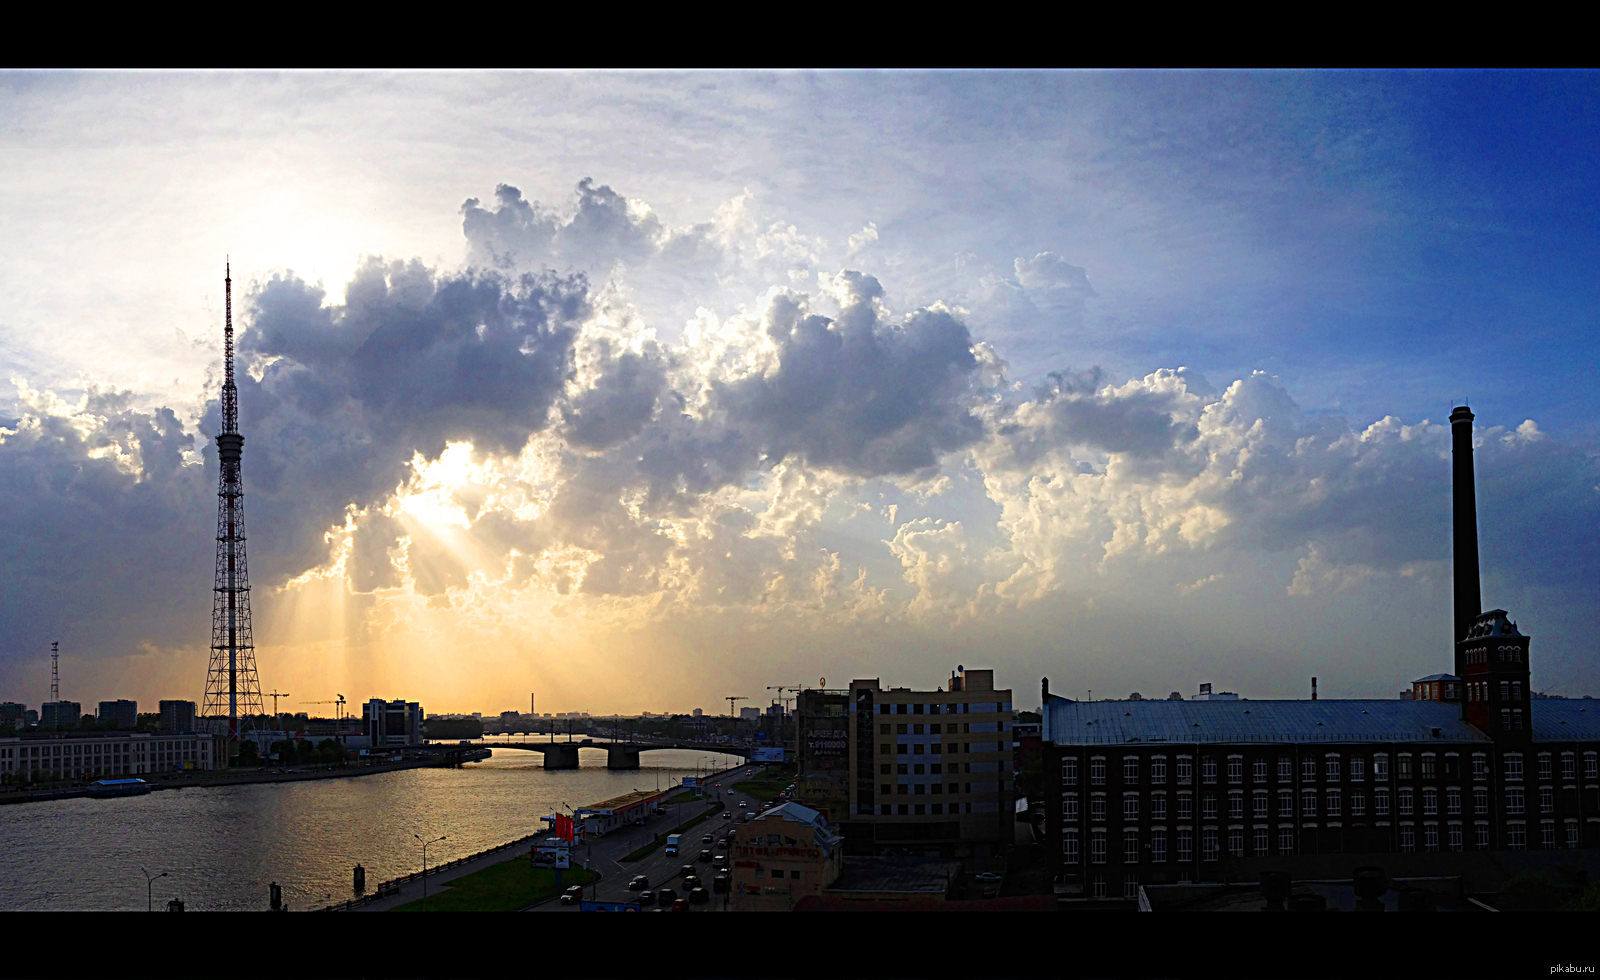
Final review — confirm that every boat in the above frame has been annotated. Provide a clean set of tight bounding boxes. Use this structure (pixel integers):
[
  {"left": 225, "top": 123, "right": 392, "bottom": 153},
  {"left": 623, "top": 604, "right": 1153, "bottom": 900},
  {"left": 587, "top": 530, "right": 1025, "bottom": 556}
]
[{"left": 86, "top": 778, "right": 151, "bottom": 798}]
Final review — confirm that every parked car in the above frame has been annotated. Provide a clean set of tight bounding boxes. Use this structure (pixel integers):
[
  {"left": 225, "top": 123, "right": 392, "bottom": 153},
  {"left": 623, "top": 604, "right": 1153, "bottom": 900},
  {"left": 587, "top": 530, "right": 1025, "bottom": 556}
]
[
  {"left": 688, "top": 886, "right": 710, "bottom": 904},
  {"left": 682, "top": 874, "right": 702, "bottom": 890},
  {"left": 559, "top": 885, "right": 583, "bottom": 905},
  {"left": 628, "top": 875, "right": 648, "bottom": 891},
  {"left": 981, "top": 885, "right": 999, "bottom": 899},
  {"left": 975, "top": 872, "right": 1002, "bottom": 882},
  {"left": 637, "top": 889, "right": 655, "bottom": 904},
  {"left": 656, "top": 888, "right": 677, "bottom": 905}
]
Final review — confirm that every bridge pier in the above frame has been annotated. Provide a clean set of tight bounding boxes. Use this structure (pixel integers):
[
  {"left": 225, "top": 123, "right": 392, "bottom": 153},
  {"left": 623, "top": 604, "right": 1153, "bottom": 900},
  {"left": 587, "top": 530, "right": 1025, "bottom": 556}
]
[
  {"left": 543, "top": 743, "right": 580, "bottom": 770},
  {"left": 606, "top": 746, "right": 641, "bottom": 770}
]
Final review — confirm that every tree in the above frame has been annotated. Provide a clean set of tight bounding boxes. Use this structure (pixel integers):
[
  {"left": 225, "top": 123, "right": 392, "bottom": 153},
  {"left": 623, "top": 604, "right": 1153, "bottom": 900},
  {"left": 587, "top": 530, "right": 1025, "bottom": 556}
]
[
  {"left": 1015, "top": 710, "right": 1042, "bottom": 724},
  {"left": 295, "top": 739, "right": 318, "bottom": 765},
  {"left": 236, "top": 739, "right": 260, "bottom": 767}
]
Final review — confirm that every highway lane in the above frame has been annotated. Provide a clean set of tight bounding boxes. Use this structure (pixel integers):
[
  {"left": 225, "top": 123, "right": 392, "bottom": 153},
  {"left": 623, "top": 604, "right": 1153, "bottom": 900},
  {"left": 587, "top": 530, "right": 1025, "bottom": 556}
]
[{"left": 534, "top": 763, "right": 781, "bottom": 912}]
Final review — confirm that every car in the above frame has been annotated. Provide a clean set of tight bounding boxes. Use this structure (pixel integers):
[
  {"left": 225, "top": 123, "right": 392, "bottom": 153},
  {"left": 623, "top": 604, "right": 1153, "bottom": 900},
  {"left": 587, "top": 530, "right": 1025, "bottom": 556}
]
[
  {"left": 627, "top": 875, "right": 648, "bottom": 890},
  {"left": 714, "top": 782, "right": 720, "bottom": 787},
  {"left": 637, "top": 889, "right": 654, "bottom": 904},
  {"left": 713, "top": 873, "right": 731, "bottom": 894},
  {"left": 698, "top": 849, "right": 713, "bottom": 863},
  {"left": 679, "top": 865, "right": 695, "bottom": 879},
  {"left": 656, "top": 888, "right": 677, "bottom": 905},
  {"left": 981, "top": 885, "right": 998, "bottom": 899},
  {"left": 712, "top": 853, "right": 726, "bottom": 865},
  {"left": 670, "top": 898, "right": 689, "bottom": 911},
  {"left": 738, "top": 801, "right": 747, "bottom": 808},
  {"left": 558, "top": 885, "right": 584, "bottom": 905},
  {"left": 688, "top": 886, "right": 709, "bottom": 904},
  {"left": 702, "top": 834, "right": 714, "bottom": 844},
  {"left": 974, "top": 871, "right": 1002, "bottom": 882},
  {"left": 682, "top": 874, "right": 702, "bottom": 890},
  {"left": 722, "top": 811, "right": 733, "bottom": 820}
]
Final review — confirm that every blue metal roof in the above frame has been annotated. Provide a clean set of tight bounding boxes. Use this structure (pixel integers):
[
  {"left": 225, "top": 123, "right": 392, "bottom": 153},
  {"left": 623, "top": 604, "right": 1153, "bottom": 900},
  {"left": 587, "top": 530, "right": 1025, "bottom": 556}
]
[
  {"left": 1530, "top": 700, "right": 1600, "bottom": 742},
  {"left": 1042, "top": 698, "right": 1493, "bottom": 745}
]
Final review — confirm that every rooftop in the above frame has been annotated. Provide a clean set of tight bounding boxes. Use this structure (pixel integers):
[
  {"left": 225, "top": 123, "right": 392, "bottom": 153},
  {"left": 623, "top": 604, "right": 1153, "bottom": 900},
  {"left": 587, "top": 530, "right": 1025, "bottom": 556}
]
[
  {"left": 752, "top": 801, "right": 843, "bottom": 847},
  {"left": 1041, "top": 698, "right": 1493, "bottom": 745},
  {"left": 825, "top": 857, "right": 963, "bottom": 896},
  {"left": 585, "top": 789, "right": 665, "bottom": 812},
  {"left": 1530, "top": 699, "right": 1600, "bottom": 742}
]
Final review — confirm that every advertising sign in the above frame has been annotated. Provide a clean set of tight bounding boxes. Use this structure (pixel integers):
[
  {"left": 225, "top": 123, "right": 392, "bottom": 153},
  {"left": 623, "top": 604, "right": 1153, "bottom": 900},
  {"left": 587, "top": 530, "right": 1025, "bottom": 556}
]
[
  {"left": 682, "top": 776, "right": 700, "bottom": 788},
  {"left": 532, "top": 843, "right": 571, "bottom": 869},
  {"left": 806, "top": 729, "right": 848, "bottom": 758},
  {"left": 751, "top": 747, "right": 785, "bottom": 763}
]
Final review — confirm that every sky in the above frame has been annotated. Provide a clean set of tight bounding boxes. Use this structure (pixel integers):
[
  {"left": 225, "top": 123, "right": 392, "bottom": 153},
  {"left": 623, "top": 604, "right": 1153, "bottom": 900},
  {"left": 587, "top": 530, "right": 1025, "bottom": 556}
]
[{"left": 1, "top": 70, "right": 1596, "bottom": 716}]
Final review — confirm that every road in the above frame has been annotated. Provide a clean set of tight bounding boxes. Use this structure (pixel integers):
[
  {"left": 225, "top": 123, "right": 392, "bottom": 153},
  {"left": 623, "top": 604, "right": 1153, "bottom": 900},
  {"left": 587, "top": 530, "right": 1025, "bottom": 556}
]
[{"left": 533, "top": 763, "right": 781, "bottom": 913}]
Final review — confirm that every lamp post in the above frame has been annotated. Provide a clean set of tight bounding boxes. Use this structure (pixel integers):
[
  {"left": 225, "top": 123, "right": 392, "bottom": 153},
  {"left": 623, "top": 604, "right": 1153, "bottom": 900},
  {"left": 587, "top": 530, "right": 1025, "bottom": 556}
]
[
  {"left": 140, "top": 866, "right": 167, "bottom": 912},
  {"left": 415, "top": 834, "right": 445, "bottom": 911}
]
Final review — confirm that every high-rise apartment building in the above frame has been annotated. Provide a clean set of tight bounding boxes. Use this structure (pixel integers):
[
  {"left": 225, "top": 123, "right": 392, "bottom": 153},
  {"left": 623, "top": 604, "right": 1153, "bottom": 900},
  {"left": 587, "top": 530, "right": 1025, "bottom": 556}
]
[
  {"left": 160, "top": 700, "right": 197, "bottom": 734},
  {"left": 97, "top": 700, "right": 137, "bottom": 729},
  {"left": 842, "top": 668, "right": 1015, "bottom": 858},
  {"left": 40, "top": 701, "right": 81, "bottom": 729},
  {"left": 364, "top": 699, "right": 424, "bottom": 746}
]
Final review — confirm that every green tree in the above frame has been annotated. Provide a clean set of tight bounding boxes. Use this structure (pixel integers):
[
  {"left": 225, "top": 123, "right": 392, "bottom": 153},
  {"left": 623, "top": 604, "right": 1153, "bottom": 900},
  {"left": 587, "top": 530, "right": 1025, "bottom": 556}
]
[
  {"left": 236, "top": 739, "right": 261, "bottom": 767},
  {"left": 295, "top": 739, "right": 317, "bottom": 765},
  {"left": 1015, "top": 710, "right": 1042, "bottom": 724}
]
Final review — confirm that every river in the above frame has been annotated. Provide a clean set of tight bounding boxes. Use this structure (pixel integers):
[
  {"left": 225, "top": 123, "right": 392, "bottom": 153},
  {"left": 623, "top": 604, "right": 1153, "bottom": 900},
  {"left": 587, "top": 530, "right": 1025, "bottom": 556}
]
[{"left": 0, "top": 743, "right": 744, "bottom": 911}]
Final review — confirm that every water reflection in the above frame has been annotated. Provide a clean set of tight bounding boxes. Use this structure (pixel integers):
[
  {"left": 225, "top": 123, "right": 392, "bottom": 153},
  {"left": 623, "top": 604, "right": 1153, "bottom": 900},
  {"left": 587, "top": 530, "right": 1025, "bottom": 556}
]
[{"left": 0, "top": 747, "right": 742, "bottom": 911}]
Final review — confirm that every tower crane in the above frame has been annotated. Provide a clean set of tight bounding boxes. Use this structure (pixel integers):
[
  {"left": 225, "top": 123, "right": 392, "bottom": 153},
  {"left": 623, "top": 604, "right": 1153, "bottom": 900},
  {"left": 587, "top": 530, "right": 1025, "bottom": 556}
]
[
  {"left": 725, "top": 696, "right": 748, "bottom": 720},
  {"left": 265, "top": 691, "right": 291, "bottom": 729},
  {"left": 300, "top": 695, "right": 348, "bottom": 732}
]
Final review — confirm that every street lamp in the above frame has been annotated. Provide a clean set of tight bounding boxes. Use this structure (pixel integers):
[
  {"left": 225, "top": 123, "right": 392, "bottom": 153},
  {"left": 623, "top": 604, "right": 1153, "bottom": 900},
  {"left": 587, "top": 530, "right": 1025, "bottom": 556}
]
[
  {"left": 140, "top": 866, "right": 167, "bottom": 912},
  {"left": 415, "top": 834, "right": 446, "bottom": 911}
]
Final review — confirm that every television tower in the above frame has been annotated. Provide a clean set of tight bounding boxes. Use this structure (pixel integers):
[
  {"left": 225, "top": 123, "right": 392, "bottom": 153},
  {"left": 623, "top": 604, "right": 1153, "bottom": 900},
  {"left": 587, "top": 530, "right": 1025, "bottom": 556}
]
[
  {"left": 50, "top": 641, "right": 59, "bottom": 702},
  {"left": 201, "top": 260, "right": 264, "bottom": 744}
]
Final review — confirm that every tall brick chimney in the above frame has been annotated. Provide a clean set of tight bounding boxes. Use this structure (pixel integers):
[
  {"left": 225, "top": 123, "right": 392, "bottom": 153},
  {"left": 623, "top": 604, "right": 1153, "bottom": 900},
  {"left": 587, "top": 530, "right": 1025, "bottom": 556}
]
[{"left": 1450, "top": 405, "right": 1482, "bottom": 647}]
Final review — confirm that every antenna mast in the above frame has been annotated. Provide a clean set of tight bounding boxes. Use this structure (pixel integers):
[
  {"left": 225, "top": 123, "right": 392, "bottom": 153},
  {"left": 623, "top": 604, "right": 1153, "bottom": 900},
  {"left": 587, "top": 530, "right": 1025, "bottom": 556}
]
[
  {"left": 202, "top": 260, "right": 264, "bottom": 748},
  {"left": 50, "top": 641, "right": 59, "bottom": 702}
]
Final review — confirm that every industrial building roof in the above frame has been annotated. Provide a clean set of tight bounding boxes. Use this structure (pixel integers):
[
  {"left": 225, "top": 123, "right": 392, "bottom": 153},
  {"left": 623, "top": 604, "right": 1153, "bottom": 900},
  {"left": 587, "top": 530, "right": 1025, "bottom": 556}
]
[
  {"left": 1530, "top": 699, "right": 1600, "bottom": 742},
  {"left": 751, "top": 801, "right": 843, "bottom": 847},
  {"left": 585, "top": 789, "right": 665, "bottom": 813},
  {"left": 824, "top": 857, "right": 963, "bottom": 896},
  {"left": 1041, "top": 697, "right": 1494, "bottom": 745}
]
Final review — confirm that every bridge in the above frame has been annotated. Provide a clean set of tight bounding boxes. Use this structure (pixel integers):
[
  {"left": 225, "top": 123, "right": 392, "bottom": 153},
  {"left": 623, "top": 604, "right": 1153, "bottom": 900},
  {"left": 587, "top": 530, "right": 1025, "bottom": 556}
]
[{"left": 480, "top": 738, "right": 754, "bottom": 770}]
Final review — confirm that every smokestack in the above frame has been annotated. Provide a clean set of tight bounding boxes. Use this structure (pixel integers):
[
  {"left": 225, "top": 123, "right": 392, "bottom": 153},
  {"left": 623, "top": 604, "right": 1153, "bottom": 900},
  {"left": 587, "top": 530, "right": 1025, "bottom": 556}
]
[
  {"left": 1450, "top": 405, "right": 1482, "bottom": 644},
  {"left": 1312, "top": 677, "right": 1318, "bottom": 701},
  {"left": 1041, "top": 677, "right": 1050, "bottom": 703}
]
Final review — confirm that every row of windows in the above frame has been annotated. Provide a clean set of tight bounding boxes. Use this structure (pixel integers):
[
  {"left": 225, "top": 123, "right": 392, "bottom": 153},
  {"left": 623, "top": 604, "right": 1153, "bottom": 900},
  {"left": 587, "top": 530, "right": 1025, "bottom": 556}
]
[
  {"left": 1465, "top": 680, "right": 1525, "bottom": 703},
  {"left": 880, "top": 780, "right": 998, "bottom": 795},
  {"left": 875, "top": 702, "right": 1009, "bottom": 715},
  {"left": 878, "top": 723, "right": 989, "bottom": 736},
  {"left": 1064, "top": 821, "right": 1588, "bottom": 865},
  {"left": 878, "top": 742, "right": 994, "bottom": 756},
  {"left": 875, "top": 802, "right": 978, "bottom": 815},
  {"left": 1064, "top": 784, "right": 1600, "bottom": 821},
  {"left": 1061, "top": 751, "right": 1600, "bottom": 786}
]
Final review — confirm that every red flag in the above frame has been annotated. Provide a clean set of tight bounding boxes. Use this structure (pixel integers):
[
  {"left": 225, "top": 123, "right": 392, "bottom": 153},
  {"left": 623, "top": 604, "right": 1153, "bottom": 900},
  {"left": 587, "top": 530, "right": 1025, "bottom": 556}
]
[{"left": 556, "top": 814, "right": 575, "bottom": 841}]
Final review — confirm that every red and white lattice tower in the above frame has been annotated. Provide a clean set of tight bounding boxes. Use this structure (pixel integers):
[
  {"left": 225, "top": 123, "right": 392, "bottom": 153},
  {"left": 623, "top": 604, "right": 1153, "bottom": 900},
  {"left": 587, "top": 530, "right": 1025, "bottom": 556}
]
[{"left": 201, "top": 261, "right": 264, "bottom": 743}]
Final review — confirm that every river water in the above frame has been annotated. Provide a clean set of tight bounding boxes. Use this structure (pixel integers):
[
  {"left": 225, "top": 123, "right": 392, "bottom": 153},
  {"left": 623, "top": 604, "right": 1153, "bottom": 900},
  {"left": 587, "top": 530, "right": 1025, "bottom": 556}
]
[{"left": 0, "top": 743, "right": 743, "bottom": 911}]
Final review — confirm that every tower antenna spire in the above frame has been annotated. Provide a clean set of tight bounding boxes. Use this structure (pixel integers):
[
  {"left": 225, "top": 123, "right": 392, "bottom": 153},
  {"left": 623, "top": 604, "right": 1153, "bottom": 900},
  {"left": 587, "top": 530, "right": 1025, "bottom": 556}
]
[{"left": 203, "top": 260, "right": 262, "bottom": 750}]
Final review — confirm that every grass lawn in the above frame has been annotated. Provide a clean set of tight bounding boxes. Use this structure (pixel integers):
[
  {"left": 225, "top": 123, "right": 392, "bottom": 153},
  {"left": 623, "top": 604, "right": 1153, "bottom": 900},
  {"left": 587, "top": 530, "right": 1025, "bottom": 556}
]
[{"left": 392, "top": 861, "right": 596, "bottom": 911}]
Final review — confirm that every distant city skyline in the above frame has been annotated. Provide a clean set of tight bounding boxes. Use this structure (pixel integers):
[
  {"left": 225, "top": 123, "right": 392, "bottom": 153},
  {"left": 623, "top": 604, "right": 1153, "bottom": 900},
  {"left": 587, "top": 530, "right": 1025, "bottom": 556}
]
[{"left": 1, "top": 71, "right": 1597, "bottom": 714}]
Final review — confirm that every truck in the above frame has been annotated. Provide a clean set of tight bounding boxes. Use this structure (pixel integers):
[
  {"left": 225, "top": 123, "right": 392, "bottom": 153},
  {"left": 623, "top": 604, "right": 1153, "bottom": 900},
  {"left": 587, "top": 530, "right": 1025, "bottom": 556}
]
[{"left": 665, "top": 834, "right": 681, "bottom": 856}]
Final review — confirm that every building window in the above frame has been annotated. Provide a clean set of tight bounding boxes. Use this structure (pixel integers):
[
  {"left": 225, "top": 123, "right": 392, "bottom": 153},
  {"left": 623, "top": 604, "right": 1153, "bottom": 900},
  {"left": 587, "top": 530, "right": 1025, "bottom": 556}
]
[
  {"left": 897, "top": 764, "right": 909, "bottom": 775},
  {"left": 1397, "top": 754, "right": 1413, "bottom": 780},
  {"left": 1091, "top": 829, "right": 1107, "bottom": 864},
  {"left": 1351, "top": 791, "right": 1365, "bottom": 817},
  {"left": 1125, "top": 795, "right": 1139, "bottom": 820},
  {"left": 1375, "top": 788, "right": 1390, "bottom": 816},
  {"left": 1124, "top": 874, "right": 1140, "bottom": 900},
  {"left": 1124, "top": 757, "right": 1139, "bottom": 783},
  {"left": 1151, "top": 829, "right": 1167, "bottom": 862},
  {"left": 1177, "top": 794, "right": 1192, "bottom": 820},
  {"left": 880, "top": 764, "right": 891, "bottom": 775},
  {"left": 1501, "top": 709, "right": 1510, "bottom": 729},
  {"left": 1151, "top": 756, "right": 1167, "bottom": 783},
  {"left": 1177, "top": 829, "right": 1193, "bottom": 862},
  {"left": 1200, "top": 828, "right": 1219, "bottom": 861},
  {"left": 1424, "top": 824, "right": 1439, "bottom": 852},
  {"left": 1474, "top": 786, "right": 1488, "bottom": 815},
  {"left": 1227, "top": 827, "right": 1243, "bottom": 858},
  {"left": 1125, "top": 829, "right": 1140, "bottom": 863},
  {"left": 1326, "top": 789, "right": 1341, "bottom": 817},
  {"left": 1302, "top": 789, "right": 1316, "bottom": 817},
  {"left": 1475, "top": 823, "right": 1490, "bottom": 849},
  {"left": 1064, "top": 793, "right": 1078, "bottom": 820},
  {"left": 1227, "top": 756, "right": 1243, "bottom": 783},
  {"left": 1399, "top": 825, "right": 1415, "bottom": 852},
  {"left": 1152, "top": 794, "right": 1167, "bottom": 820},
  {"left": 1326, "top": 756, "right": 1340, "bottom": 782},
  {"left": 1562, "top": 753, "right": 1576, "bottom": 781},
  {"left": 1202, "top": 795, "right": 1217, "bottom": 820},
  {"left": 1091, "top": 795, "right": 1106, "bottom": 820},
  {"left": 1422, "top": 788, "right": 1437, "bottom": 816},
  {"left": 1253, "top": 826, "right": 1269, "bottom": 856},
  {"left": 1253, "top": 758, "right": 1267, "bottom": 783},
  {"left": 1539, "top": 754, "right": 1553, "bottom": 780},
  {"left": 1063, "top": 757, "right": 1078, "bottom": 783},
  {"left": 1302, "top": 758, "right": 1317, "bottom": 781},
  {"left": 1586, "top": 753, "right": 1598, "bottom": 780},
  {"left": 1568, "top": 822, "right": 1581, "bottom": 849},
  {"left": 1399, "top": 788, "right": 1414, "bottom": 816},
  {"left": 1251, "top": 791, "right": 1266, "bottom": 819},
  {"left": 1350, "top": 757, "right": 1364, "bottom": 782},
  {"left": 1506, "top": 788, "right": 1525, "bottom": 814},
  {"left": 879, "top": 744, "right": 891, "bottom": 755},
  {"left": 1278, "top": 790, "right": 1293, "bottom": 817},
  {"left": 1092, "top": 875, "right": 1107, "bottom": 899},
  {"left": 1278, "top": 756, "right": 1292, "bottom": 781},
  {"left": 1201, "top": 758, "right": 1217, "bottom": 784},
  {"left": 1176, "top": 756, "right": 1192, "bottom": 784},
  {"left": 1421, "top": 755, "right": 1436, "bottom": 780},
  {"left": 1064, "top": 830, "right": 1079, "bottom": 864},
  {"left": 1541, "top": 822, "right": 1556, "bottom": 849},
  {"left": 1508, "top": 823, "right": 1526, "bottom": 851},
  {"left": 1448, "top": 823, "right": 1463, "bottom": 852},
  {"left": 1446, "top": 787, "right": 1461, "bottom": 815},
  {"left": 1090, "top": 758, "right": 1106, "bottom": 786},
  {"left": 1540, "top": 786, "right": 1554, "bottom": 814},
  {"left": 1278, "top": 827, "right": 1294, "bottom": 855}
]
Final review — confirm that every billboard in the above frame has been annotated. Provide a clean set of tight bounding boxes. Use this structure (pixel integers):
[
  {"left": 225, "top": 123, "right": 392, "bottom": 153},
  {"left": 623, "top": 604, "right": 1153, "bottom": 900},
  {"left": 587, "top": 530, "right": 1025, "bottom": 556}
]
[
  {"left": 751, "top": 747, "right": 785, "bottom": 763},
  {"left": 682, "top": 776, "right": 700, "bottom": 788},
  {"left": 532, "top": 843, "right": 571, "bottom": 869},
  {"left": 806, "top": 729, "right": 848, "bottom": 758}
]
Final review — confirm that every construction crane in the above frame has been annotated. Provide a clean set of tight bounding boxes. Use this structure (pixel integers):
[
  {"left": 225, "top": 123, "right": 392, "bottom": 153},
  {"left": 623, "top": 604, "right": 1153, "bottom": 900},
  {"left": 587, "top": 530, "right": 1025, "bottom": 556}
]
[
  {"left": 766, "top": 684, "right": 802, "bottom": 710},
  {"left": 265, "top": 691, "right": 291, "bottom": 729},
  {"left": 725, "top": 695, "right": 747, "bottom": 720},
  {"left": 301, "top": 695, "right": 348, "bottom": 732}
]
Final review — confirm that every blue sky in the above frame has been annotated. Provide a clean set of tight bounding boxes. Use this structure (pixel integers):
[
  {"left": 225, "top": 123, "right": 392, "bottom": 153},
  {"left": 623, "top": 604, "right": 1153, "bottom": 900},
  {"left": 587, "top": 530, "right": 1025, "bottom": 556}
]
[{"left": 0, "top": 71, "right": 1595, "bottom": 712}]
